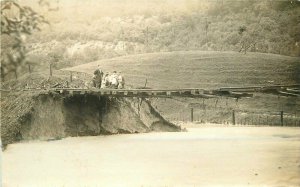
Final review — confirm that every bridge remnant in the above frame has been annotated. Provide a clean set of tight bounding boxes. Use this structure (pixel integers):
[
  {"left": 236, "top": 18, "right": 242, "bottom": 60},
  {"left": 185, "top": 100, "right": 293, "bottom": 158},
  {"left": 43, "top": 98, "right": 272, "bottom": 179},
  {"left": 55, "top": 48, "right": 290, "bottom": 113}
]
[
  {"left": 1, "top": 84, "right": 299, "bottom": 99},
  {"left": 49, "top": 84, "right": 299, "bottom": 99}
]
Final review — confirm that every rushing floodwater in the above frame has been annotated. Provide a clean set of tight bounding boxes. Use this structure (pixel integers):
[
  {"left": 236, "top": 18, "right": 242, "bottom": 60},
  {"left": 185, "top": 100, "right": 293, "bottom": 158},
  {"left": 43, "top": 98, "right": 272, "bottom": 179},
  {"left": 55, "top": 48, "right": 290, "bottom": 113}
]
[{"left": 2, "top": 127, "right": 300, "bottom": 187}]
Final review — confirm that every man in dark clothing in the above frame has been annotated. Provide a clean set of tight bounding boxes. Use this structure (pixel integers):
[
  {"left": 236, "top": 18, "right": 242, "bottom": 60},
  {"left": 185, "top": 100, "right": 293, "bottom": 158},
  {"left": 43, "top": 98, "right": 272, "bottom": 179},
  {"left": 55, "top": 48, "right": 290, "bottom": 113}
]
[{"left": 93, "top": 68, "right": 103, "bottom": 88}]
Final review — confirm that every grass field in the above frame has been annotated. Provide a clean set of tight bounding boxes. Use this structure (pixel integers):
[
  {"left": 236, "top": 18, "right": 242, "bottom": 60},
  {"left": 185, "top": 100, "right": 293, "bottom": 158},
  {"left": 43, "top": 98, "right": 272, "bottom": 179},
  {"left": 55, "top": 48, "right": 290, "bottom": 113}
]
[
  {"left": 64, "top": 51, "right": 300, "bottom": 89},
  {"left": 64, "top": 51, "right": 300, "bottom": 125}
]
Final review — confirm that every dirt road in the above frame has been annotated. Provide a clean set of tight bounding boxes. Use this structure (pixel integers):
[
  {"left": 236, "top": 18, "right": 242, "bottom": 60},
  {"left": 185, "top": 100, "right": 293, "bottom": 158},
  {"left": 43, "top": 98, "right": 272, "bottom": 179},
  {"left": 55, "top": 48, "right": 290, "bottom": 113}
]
[{"left": 2, "top": 126, "right": 300, "bottom": 186}]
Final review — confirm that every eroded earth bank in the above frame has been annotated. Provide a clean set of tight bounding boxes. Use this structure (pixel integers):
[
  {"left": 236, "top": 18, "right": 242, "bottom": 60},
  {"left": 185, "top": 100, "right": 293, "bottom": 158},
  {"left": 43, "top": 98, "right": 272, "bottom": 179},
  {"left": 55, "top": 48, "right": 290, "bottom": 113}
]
[{"left": 1, "top": 92, "right": 180, "bottom": 148}]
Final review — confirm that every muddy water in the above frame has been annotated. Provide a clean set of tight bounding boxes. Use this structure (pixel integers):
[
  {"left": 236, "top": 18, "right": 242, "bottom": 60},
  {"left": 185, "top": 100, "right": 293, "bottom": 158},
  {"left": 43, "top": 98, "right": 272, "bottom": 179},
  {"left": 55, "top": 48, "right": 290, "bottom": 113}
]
[{"left": 3, "top": 127, "right": 300, "bottom": 187}]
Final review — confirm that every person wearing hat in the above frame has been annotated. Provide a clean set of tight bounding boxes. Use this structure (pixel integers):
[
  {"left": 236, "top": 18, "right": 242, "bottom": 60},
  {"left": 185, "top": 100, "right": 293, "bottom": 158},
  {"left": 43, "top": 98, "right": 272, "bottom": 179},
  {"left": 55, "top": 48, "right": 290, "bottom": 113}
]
[
  {"left": 92, "top": 70, "right": 102, "bottom": 88},
  {"left": 117, "top": 71, "right": 125, "bottom": 89}
]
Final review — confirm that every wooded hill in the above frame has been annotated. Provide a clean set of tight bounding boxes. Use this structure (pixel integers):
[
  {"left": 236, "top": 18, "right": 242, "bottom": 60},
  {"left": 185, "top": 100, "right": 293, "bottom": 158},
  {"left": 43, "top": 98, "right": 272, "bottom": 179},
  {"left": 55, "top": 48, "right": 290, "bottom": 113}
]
[{"left": 1, "top": 0, "right": 300, "bottom": 77}]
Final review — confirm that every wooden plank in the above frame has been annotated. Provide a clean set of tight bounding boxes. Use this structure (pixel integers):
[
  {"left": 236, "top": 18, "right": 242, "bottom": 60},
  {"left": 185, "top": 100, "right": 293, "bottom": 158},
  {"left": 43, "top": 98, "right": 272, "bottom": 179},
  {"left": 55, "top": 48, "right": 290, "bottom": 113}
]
[
  {"left": 230, "top": 92, "right": 253, "bottom": 98},
  {"left": 219, "top": 84, "right": 300, "bottom": 91},
  {"left": 197, "top": 94, "right": 216, "bottom": 98},
  {"left": 278, "top": 91, "right": 300, "bottom": 97},
  {"left": 286, "top": 88, "right": 300, "bottom": 94}
]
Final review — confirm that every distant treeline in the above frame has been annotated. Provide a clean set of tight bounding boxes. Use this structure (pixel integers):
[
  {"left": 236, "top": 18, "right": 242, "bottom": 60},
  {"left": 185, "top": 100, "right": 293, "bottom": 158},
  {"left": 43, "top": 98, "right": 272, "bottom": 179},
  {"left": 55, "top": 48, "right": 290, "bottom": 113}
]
[{"left": 2, "top": 0, "right": 300, "bottom": 77}]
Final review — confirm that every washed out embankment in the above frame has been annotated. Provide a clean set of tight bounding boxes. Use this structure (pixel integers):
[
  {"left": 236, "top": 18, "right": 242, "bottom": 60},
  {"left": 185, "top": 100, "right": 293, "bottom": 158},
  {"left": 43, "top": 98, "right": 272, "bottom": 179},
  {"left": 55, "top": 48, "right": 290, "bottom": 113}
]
[{"left": 1, "top": 92, "right": 180, "bottom": 148}]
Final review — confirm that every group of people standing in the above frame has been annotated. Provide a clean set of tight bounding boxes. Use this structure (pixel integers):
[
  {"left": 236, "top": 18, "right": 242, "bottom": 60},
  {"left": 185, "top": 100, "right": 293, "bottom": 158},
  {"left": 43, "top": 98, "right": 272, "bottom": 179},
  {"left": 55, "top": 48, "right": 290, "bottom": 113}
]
[{"left": 92, "top": 65, "right": 125, "bottom": 89}]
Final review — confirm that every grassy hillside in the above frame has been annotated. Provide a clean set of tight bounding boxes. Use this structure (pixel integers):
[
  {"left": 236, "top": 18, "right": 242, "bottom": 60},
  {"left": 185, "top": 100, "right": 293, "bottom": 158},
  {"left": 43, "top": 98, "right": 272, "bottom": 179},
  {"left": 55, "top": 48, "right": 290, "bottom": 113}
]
[
  {"left": 64, "top": 51, "right": 300, "bottom": 89},
  {"left": 64, "top": 51, "right": 300, "bottom": 126}
]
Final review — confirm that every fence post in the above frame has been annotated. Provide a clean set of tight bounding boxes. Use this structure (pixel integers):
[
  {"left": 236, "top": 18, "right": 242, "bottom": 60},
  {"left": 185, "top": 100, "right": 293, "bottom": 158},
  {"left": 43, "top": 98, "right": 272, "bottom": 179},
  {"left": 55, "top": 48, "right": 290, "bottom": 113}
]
[
  {"left": 296, "top": 112, "right": 298, "bottom": 126},
  {"left": 191, "top": 108, "right": 194, "bottom": 122},
  {"left": 70, "top": 72, "right": 73, "bottom": 82},
  {"left": 49, "top": 63, "right": 52, "bottom": 76},
  {"left": 232, "top": 110, "right": 236, "bottom": 125},
  {"left": 280, "top": 111, "right": 284, "bottom": 126},
  {"left": 28, "top": 64, "right": 32, "bottom": 74}
]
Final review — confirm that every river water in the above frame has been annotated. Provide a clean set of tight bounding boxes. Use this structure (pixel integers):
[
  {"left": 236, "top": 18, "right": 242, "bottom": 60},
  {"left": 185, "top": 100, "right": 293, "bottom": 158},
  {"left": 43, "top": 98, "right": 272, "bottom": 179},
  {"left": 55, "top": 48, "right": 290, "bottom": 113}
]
[{"left": 2, "top": 126, "right": 300, "bottom": 187}]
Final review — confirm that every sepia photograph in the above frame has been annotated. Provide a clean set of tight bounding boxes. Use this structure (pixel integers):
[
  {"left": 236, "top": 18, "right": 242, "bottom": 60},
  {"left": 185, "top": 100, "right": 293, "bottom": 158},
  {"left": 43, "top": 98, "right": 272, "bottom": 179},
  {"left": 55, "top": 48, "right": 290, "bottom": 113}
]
[{"left": 1, "top": 0, "right": 300, "bottom": 186}]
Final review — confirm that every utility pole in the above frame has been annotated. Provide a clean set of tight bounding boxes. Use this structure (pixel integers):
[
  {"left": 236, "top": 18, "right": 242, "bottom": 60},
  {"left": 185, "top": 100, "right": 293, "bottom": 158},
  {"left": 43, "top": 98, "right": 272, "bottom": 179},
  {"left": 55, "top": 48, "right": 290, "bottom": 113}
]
[
  {"left": 205, "top": 18, "right": 208, "bottom": 42},
  {"left": 144, "top": 26, "right": 149, "bottom": 52}
]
